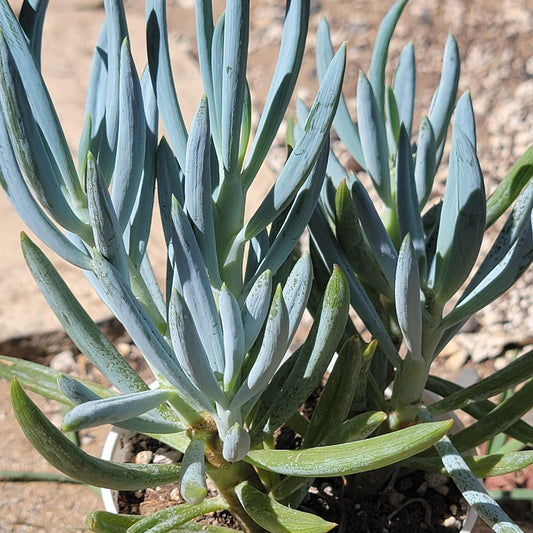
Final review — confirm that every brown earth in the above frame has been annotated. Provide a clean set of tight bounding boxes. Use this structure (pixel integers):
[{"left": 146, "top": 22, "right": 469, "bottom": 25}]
[{"left": 0, "top": 0, "right": 532, "bottom": 531}]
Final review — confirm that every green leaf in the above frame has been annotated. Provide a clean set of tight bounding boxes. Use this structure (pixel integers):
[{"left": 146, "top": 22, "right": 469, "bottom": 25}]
[
  {"left": 86, "top": 511, "right": 142, "bottom": 533},
  {"left": 334, "top": 180, "right": 392, "bottom": 297},
  {"left": 221, "top": 0, "right": 249, "bottom": 174},
  {"left": 452, "top": 378, "right": 533, "bottom": 452},
  {"left": 427, "top": 34, "right": 460, "bottom": 149},
  {"left": 428, "top": 348, "right": 533, "bottom": 416},
  {"left": 257, "top": 266, "right": 349, "bottom": 437},
  {"left": 357, "top": 71, "right": 391, "bottom": 204},
  {"left": 430, "top": 125, "right": 486, "bottom": 305},
  {"left": 20, "top": 234, "right": 146, "bottom": 394},
  {"left": 304, "top": 336, "right": 362, "bottom": 448},
  {"left": 11, "top": 378, "right": 181, "bottom": 490},
  {"left": 111, "top": 38, "right": 146, "bottom": 233},
  {"left": 244, "top": 43, "right": 346, "bottom": 241},
  {"left": 127, "top": 496, "right": 228, "bottom": 533},
  {"left": 404, "top": 451, "right": 533, "bottom": 479},
  {"left": 369, "top": 0, "right": 408, "bottom": 118},
  {"left": 246, "top": 421, "right": 452, "bottom": 477},
  {"left": 236, "top": 482, "right": 336, "bottom": 533},
  {"left": 322, "top": 410, "right": 387, "bottom": 446},
  {"left": 316, "top": 17, "right": 364, "bottom": 168},
  {"left": 18, "top": 0, "right": 48, "bottom": 70},
  {"left": 61, "top": 388, "right": 176, "bottom": 432},
  {"left": 392, "top": 41, "right": 415, "bottom": 139},
  {"left": 180, "top": 436, "right": 207, "bottom": 505},
  {"left": 146, "top": 0, "right": 188, "bottom": 168},
  {"left": 396, "top": 125, "right": 425, "bottom": 261},
  {"left": 395, "top": 234, "right": 423, "bottom": 359},
  {"left": 243, "top": 0, "right": 309, "bottom": 186},
  {"left": 486, "top": 145, "right": 533, "bottom": 228}
]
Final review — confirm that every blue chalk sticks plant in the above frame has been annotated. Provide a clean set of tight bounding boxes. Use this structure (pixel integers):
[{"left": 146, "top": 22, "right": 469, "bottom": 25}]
[{"left": 0, "top": 0, "right": 532, "bottom": 531}]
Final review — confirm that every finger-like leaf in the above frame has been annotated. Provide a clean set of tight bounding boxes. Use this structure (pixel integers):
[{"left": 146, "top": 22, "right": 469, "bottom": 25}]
[
  {"left": 396, "top": 125, "right": 425, "bottom": 261},
  {"left": 395, "top": 234, "right": 423, "bottom": 359},
  {"left": 308, "top": 207, "right": 401, "bottom": 368},
  {"left": 146, "top": 0, "right": 188, "bottom": 168},
  {"left": 392, "top": 41, "right": 415, "bottom": 139},
  {"left": 0, "top": 0, "right": 83, "bottom": 203},
  {"left": 86, "top": 152, "right": 129, "bottom": 280},
  {"left": 454, "top": 91, "right": 476, "bottom": 148},
  {"left": 426, "top": 375, "right": 533, "bottom": 446},
  {"left": 241, "top": 269, "right": 272, "bottom": 353},
  {"left": 404, "top": 451, "right": 533, "bottom": 479},
  {"left": 429, "top": 125, "right": 485, "bottom": 304},
  {"left": 257, "top": 266, "right": 350, "bottom": 436},
  {"left": 21, "top": 234, "right": 147, "bottom": 394},
  {"left": 369, "top": 0, "right": 408, "bottom": 118},
  {"left": 58, "top": 374, "right": 180, "bottom": 435},
  {"left": 427, "top": 34, "right": 460, "bottom": 148},
  {"left": 249, "top": 143, "right": 327, "bottom": 288},
  {"left": 92, "top": 251, "right": 212, "bottom": 412},
  {"left": 349, "top": 176, "right": 398, "bottom": 287},
  {"left": 486, "top": 145, "right": 533, "bottom": 228},
  {"left": 171, "top": 197, "right": 225, "bottom": 373},
  {"left": 281, "top": 252, "right": 313, "bottom": 344},
  {"left": 62, "top": 388, "right": 175, "bottom": 432},
  {"left": 18, "top": 0, "right": 48, "bottom": 69},
  {"left": 443, "top": 217, "right": 533, "bottom": 327},
  {"left": 125, "top": 495, "right": 228, "bottom": 533},
  {"left": 243, "top": 0, "right": 309, "bottom": 186},
  {"left": 11, "top": 378, "right": 181, "bottom": 490},
  {"left": 414, "top": 116, "right": 436, "bottom": 209},
  {"left": 180, "top": 436, "right": 207, "bottom": 505},
  {"left": 185, "top": 96, "right": 220, "bottom": 284},
  {"left": 231, "top": 285, "right": 289, "bottom": 408},
  {"left": 246, "top": 420, "right": 452, "bottom": 476},
  {"left": 357, "top": 71, "right": 391, "bottom": 204},
  {"left": 334, "top": 180, "right": 392, "bottom": 297},
  {"left": 429, "top": 348, "right": 533, "bottom": 416},
  {"left": 0, "top": 112, "right": 91, "bottom": 268},
  {"left": 220, "top": 284, "right": 245, "bottom": 391},
  {"left": 0, "top": 32, "right": 90, "bottom": 237},
  {"left": 0, "top": 355, "right": 110, "bottom": 405},
  {"left": 244, "top": 44, "right": 346, "bottom": 241},
  {"left": 169, "top": 288, "right": 226, "bottom": 406},
  {"left": 452, "top": 378, "right": 533, "bottom": 452},
  {"left": 221, "top": 0, "right": 248, "bottom": 174},
  {"left": 316, "top": 17, "right": 364, "bottom": 167},
  {"left": 236, "top": 482, "right": 336, "bottom": 533},
  {"left": 111, "top": 38, "right": 146, "bottom": 232},
  {"left": 304, "top": 336, "right": 362, "bottom": 448}
]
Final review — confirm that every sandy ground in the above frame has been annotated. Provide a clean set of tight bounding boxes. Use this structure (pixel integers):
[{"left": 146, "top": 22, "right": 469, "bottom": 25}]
[{"left": 0, "top": 0, "right": 532, "bottom": 531}]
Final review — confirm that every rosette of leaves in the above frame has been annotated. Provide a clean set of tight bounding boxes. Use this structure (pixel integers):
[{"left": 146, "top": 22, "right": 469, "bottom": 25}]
[
  {"left": 308, "top": 0, "right": 533, "bottom": 530},
  {"left": 0, "top": 0, "right": 462, "bottom": 531}
]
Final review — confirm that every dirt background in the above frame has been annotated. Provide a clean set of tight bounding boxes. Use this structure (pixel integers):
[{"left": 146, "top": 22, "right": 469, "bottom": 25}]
[{"left": 0, "top": 0, "right": 532, "bottom": 531}]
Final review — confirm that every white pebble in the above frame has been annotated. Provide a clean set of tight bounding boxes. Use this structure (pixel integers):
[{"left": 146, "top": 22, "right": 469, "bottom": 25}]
[{"left": 134, "top": 450, "right": 153, "bottom": 464}]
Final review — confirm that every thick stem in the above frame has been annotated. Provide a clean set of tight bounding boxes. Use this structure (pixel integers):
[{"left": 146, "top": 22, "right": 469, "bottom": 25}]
[{"left": 207, "top": 461, "right": 266, "bottom": 533}]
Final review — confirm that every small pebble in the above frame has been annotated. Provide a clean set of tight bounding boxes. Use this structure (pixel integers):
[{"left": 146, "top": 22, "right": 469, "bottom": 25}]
[
  {"left": 153, "top": 448, "right": 182, "bottom": 464},
  {"left": 50, "top": 350, "right": 78, "bottom": 374},
  {"left": 134, "top": 450, "right": 153, "bottom": 464},
  {"left": 169, "top": 487, "right": 182, "bottom": 501},
  {"left": 116, "top": 342, "right": 131, "bottom": 357},
  {"left": 442, "top": 516, "right": 462, "bottom": 529}
]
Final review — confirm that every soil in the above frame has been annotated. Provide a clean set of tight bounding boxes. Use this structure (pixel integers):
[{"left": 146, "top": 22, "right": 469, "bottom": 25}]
[{"left": 0, "top": 0, "right": 532, "bottom": 532}]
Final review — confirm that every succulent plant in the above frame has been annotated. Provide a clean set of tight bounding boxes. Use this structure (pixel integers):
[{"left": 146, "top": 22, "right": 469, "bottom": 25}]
[
  {"left": 307, "top": 0, "right": 533, "bottom": 529},
  {"left": 0, "top": 0, "right": 479, "bottom": 531}
]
